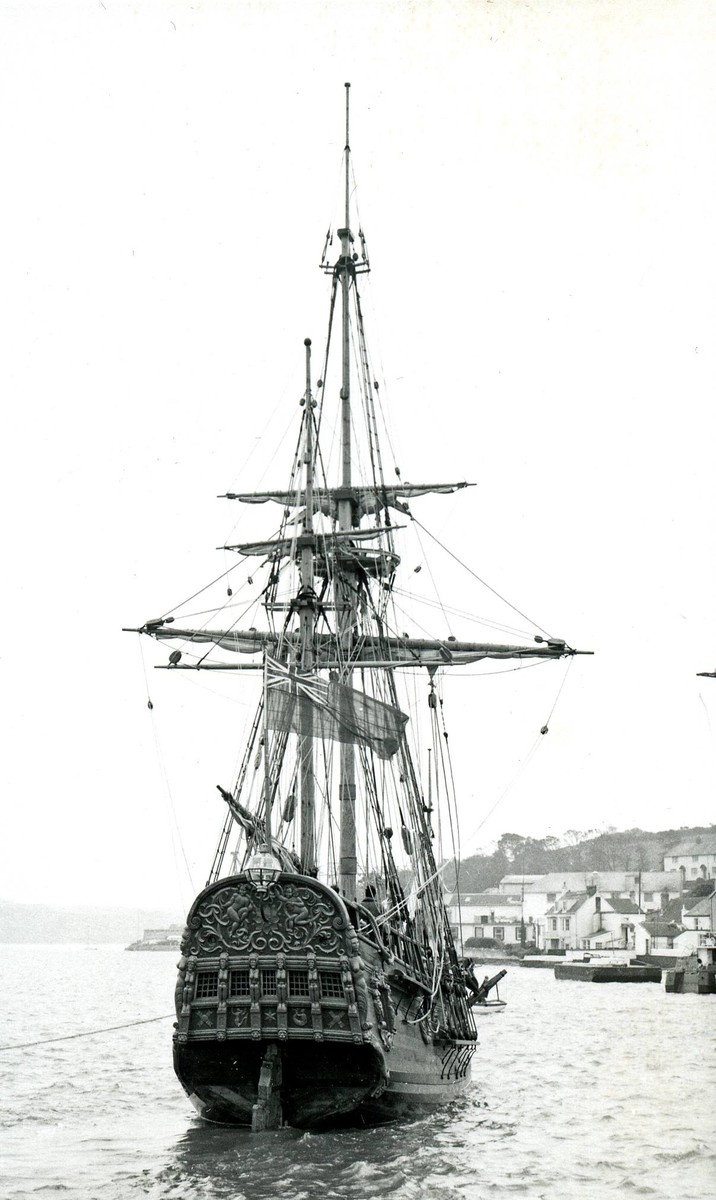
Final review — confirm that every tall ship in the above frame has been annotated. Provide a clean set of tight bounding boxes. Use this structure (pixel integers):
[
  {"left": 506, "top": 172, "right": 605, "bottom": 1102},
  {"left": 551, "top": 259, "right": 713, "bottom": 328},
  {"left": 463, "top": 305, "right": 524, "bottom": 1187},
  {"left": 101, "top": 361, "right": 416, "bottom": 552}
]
[{"left": 126, "top": 86, "right": 587, "bottom": 1130}]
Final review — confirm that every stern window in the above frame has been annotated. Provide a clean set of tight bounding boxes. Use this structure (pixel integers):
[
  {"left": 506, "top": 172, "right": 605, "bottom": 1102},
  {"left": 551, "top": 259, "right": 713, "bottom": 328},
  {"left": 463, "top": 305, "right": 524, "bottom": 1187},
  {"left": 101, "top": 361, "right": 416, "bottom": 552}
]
[
  {"left": 261, "top": 969, "right": 277, "bottom": 995},
  {"left": 320, "top": 972, "right": 345, "bottom": 999},
  {"left": 229, "top": 969, "right": 250, "bottom": 997},
  {"left": 289, "top": 970, "right": 310, "bottom": 996},
  {"left": 195, "top": 971, "right": 218, "bottom": 999}
]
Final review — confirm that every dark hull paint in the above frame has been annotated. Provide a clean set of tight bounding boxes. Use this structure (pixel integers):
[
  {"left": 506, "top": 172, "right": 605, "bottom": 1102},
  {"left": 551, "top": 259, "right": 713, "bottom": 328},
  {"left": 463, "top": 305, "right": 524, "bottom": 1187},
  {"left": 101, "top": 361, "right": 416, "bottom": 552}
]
[
  {"left": 175, "top": 1038, "right": 384, "bottom": 1127},
  {"left": 175, "top": 1032, "right": 471, "bottom": 1129},
  {"left": 173, "top": 873, "right": 477, "bottom": 1129}
]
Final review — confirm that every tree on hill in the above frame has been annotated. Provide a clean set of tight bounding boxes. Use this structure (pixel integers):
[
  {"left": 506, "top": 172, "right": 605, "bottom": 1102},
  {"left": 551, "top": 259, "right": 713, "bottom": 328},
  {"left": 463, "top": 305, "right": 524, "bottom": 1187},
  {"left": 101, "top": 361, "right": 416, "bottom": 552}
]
[{"left": 444, "top": 824, "right": 716, "bottom": 892}]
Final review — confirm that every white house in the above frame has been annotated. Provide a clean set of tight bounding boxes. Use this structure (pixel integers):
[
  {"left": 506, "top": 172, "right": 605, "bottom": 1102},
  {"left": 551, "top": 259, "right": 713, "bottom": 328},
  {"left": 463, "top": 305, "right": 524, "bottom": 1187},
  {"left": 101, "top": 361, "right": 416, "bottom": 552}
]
[
  {"left": 498, "top": 871, "right": 680, "bottom": 929},
  {"left": 663, "top": 835, "right": 716, "bottom": 882},
  {"left": 445, "top": 892, "right": 534, "bottom": 950},
  {"left": 634, "top": 889, "right": 715, "bottom": 955},
  {"left": 682, "top": 890, "right": 716, "bottom": 937},
  {"left": 535, "top": 891, "right": 643, "bottom": 951}
]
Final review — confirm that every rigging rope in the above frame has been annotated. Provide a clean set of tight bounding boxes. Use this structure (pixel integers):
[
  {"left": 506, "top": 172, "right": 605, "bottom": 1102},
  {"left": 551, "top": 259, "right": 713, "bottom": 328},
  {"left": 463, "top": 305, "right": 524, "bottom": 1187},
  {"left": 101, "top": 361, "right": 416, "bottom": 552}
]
[
  {"left": 410, "top": 515, "right": 553, "bottom": 639},
  {"left": 137, "top": 637, "right": 195, "bottom": 904},
  {"left": 465, "top": 770, "right": 525, "bottom": 848},
  {"left": 412, "top": 520, "right": 452, "bottom": 636},
  {"left": 157, "top": 561, "right": 243, "bottom": 623},
  {"left": 0, "top": 1013, "right": 175, "bottom": 1053},
  {"left": 462, "top": 660, "right": 572, "bottom": 853},
  {"left": 389, "top": 585, "right": 536, "bottom": 640}
]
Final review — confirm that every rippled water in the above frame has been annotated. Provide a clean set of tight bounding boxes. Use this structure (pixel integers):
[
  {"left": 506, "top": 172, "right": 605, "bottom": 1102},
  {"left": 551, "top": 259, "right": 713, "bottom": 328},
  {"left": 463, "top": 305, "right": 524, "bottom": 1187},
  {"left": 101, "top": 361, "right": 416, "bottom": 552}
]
[{"left": 1, "top": 945, "right": 713, "bottom": 1199}]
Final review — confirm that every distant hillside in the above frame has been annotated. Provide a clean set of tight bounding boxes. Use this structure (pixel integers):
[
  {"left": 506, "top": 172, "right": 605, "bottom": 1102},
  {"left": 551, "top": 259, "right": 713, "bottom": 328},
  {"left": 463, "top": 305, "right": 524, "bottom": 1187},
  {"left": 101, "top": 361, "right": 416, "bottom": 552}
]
[
  {"left": 0, "top": 900, "right": 183, "bottom": 944},
  {"left": 4, "top": 823, "right": 713, "bottom": 938},
  {"left": 444, "top": 824, "right": 716, "bottom": 892}
]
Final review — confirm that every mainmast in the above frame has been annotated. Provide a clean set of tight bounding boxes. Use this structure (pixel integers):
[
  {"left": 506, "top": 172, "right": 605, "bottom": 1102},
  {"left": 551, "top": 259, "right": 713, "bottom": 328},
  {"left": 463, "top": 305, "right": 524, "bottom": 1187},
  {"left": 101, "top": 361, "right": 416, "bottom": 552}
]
[
  {"left": 337, "top": 82, "right": 358, "bottom": 900},
  {"left": 339, "top": 81, "right": 352, "bottom": 493}
]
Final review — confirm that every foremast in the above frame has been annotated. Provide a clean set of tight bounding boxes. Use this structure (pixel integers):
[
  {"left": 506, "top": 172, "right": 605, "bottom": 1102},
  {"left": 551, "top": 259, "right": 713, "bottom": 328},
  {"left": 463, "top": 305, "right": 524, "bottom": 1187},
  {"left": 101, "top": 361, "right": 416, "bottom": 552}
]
[{"left": 298, "top": 338, "right": 317, "bottom": 872}]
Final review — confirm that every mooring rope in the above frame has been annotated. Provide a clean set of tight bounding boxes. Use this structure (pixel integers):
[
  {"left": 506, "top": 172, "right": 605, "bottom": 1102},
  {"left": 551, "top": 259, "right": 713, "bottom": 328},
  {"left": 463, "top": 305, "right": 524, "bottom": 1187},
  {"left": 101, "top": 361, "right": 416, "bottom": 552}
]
[{"left": 0, "top": 1013, "right": 175, "bottom": 1053}]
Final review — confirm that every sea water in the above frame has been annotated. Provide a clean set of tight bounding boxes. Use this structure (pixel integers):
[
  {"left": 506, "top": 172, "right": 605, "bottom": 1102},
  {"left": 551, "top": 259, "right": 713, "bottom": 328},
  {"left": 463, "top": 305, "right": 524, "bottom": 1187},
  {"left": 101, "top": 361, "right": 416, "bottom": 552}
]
[{"left": 1, "top": 944, "right": 713, "bottom": 1200}]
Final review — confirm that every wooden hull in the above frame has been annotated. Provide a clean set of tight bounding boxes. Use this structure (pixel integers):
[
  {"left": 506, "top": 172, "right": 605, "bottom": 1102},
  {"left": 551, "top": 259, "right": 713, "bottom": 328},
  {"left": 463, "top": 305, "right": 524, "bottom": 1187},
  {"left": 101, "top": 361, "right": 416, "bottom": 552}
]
[
  {"left": 175, "top": 1024, "right": 472, "bottom": 1128},
  {"left": 173, "top": 873, "right": 477, "bottom": 1129}
]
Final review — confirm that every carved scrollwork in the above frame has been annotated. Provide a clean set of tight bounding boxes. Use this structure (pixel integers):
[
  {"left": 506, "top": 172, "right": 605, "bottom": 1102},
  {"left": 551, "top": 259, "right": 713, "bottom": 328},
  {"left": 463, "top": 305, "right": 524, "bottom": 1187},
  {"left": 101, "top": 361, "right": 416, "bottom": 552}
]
[{"left": 182, "top": 881, "right": 349, "bottom": 956}]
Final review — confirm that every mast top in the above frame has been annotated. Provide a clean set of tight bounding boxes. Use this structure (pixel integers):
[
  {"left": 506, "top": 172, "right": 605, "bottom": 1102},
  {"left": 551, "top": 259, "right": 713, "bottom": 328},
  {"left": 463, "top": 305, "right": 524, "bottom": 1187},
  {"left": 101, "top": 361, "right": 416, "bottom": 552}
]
[{"left": 344, "top": 83, "right": 351, "bottom": 227}]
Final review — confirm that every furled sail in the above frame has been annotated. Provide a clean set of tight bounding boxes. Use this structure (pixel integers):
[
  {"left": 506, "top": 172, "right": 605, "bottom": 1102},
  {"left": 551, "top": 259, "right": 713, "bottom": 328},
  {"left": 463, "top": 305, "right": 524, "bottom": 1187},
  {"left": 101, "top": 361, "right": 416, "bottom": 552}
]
[
  {"left": 220, "top": 527, "right": 402, "bottom": 577},
  {"left": 265, "top": 659, "right": 408, "bottom": 759},
  {"left": 219, "top": 482, "right": 474, "bottom": 519},
  {"left": 223, "top": 527, "right": 400, "bottom": 558},
  {"left": 142, "top": 622, "right": 582, "bottom": 668}
]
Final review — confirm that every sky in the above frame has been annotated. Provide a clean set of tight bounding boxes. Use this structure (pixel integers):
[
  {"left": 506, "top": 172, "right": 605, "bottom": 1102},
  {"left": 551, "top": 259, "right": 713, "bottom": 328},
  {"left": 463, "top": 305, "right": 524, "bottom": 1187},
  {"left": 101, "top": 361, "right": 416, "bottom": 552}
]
[{"left": 2, "top": 0, "right": 716, "bottom": 913}]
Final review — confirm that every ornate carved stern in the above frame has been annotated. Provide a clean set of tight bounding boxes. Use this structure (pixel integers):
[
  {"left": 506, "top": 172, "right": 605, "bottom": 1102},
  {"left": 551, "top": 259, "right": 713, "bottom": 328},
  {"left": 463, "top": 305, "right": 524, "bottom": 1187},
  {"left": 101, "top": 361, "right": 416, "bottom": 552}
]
[{"left": 173, "top": 873, "right": 387, "bottom": 1127}]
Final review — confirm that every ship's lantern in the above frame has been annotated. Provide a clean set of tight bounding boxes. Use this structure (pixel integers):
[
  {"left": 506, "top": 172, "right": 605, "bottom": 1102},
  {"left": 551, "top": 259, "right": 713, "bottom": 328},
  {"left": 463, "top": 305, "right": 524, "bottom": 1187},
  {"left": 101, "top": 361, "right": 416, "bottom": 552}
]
[{"left": 246, "top": 846, "right": 282, "bottom": 892}]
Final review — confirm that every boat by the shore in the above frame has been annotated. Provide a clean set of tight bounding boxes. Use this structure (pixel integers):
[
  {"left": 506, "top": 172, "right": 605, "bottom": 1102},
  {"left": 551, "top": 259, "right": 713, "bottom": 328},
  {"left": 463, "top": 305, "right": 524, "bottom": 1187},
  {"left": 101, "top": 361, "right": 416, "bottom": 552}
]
[
  {"left": 554, "top": 961, "right": 662, "bottom": 983},
  {"left": 664, "top": 941, "right": 716, "bottom": 995}
]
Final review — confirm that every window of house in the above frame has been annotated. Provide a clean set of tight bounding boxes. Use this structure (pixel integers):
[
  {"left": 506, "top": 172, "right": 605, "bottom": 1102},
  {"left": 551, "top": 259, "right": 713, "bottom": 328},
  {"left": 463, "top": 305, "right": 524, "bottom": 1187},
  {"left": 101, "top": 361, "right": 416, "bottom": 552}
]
[
  {"left": 547, "top": 893, "right": 556, "bottom": 902},
  {"left": 563, "top": 918, "right": 570, "bottom": 931},
  {"left": 493, "top": 927, "right": 504, "bottom": 941},
  {"left": 643, "top": 893, "right": 653, "bottom": 903},
  {"left": 551, "top": 919, "right": 557, "bottom": 931},
  {"left": 481, "top": 915, "right": 489, "bottom": 924}
]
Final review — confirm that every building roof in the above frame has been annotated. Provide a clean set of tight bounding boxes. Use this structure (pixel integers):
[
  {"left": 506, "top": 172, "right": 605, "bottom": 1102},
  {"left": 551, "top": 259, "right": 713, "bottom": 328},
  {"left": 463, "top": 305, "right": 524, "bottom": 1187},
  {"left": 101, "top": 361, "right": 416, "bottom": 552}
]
[
  {"left": 502, "top": 871, "right": 680, "bottom": 894},
  {"left": 446, "top": 893, "right": 522, "bottom": 907},
  {"left": 545, "top": 893, "right": 644, "bottom": 917},
  {"left": 686, "top": 893, "right": 716, "bottom": 917},
  {"left": 664, "top": 834, "right": 716, "bottom": 857},
  {"left": 660, "top": 899, "right": 683, "bottom": 924},
  {"left": 498, "top": 875, "right": 544, "bottom": 886},
  {"left": 656, "top": 893, "right": 712, "bottom": 920},
  {"left": 643, "top": 917, "right": 683, "bottom": 938},
  {"left": 604, "top": 898, "right": 642, "bottom": 915},
  {"left": 545, "top": 892, "right": 589, "bottom": 916}
]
